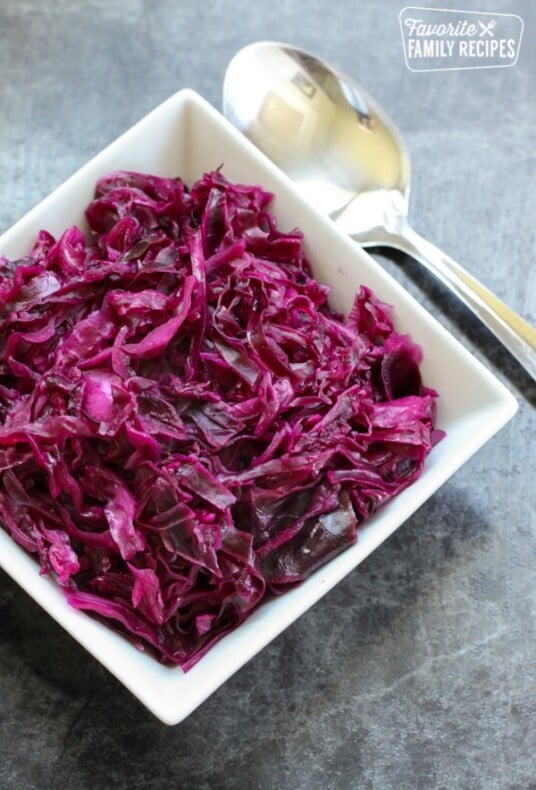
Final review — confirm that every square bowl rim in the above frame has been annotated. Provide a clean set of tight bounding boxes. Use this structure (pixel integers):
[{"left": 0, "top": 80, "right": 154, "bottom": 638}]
[{"left": 0, "top": 88, "right": 518, "bottom": 725}]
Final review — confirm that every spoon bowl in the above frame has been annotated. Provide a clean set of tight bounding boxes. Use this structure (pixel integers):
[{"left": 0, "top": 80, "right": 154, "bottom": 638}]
[
  {"left": 223, "top": 41, "right": 536, "bottom": 380},
  {"left": 224, "top": 42, "right": 409, "bottom": 234}
]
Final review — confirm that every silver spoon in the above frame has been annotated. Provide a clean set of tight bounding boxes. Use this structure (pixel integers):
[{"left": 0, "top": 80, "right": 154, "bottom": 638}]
[{"left": 223, "top": 41, "right": 536, "bottom": 381}]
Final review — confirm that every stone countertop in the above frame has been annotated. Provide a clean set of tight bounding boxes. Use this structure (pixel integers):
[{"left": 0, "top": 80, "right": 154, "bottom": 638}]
[{"left": 0, "top": 1, "right": 534, "bottom": 788}]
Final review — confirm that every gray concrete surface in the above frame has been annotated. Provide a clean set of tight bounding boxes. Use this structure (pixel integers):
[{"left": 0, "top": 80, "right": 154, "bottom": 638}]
[{"left": 0, "top": 1, "right": 534, "bottom": 788}]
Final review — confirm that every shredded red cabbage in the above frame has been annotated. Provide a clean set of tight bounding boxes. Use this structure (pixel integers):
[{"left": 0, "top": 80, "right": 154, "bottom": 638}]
[{"left": 0, "top": 170, "right": 443, "bottom": 668}]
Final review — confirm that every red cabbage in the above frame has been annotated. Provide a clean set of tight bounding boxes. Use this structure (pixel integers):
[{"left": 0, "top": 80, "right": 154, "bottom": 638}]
[{"left": 0, "top": 170, "right": 443, "bottom": 669}]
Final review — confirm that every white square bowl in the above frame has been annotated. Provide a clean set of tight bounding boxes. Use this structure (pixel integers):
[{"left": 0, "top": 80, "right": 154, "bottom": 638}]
[{"left": 0, "top": 89, "right": 517, "bottom": 725}]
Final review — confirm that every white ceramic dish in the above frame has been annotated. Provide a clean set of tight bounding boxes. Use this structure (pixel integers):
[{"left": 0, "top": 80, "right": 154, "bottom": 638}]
[{"left": 0, "top": 90, "right": 517, "bottom": 725}]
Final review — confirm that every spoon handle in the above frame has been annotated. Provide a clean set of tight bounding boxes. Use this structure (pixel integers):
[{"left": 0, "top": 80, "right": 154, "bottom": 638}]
[{"left": 377, "top": 224, "right": 536, "bottom": 381}]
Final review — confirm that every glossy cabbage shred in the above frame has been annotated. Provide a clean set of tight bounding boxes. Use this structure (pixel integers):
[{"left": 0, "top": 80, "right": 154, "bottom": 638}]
[{"left": 0, "top": 170, "right": 442, "bottom": 669}]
